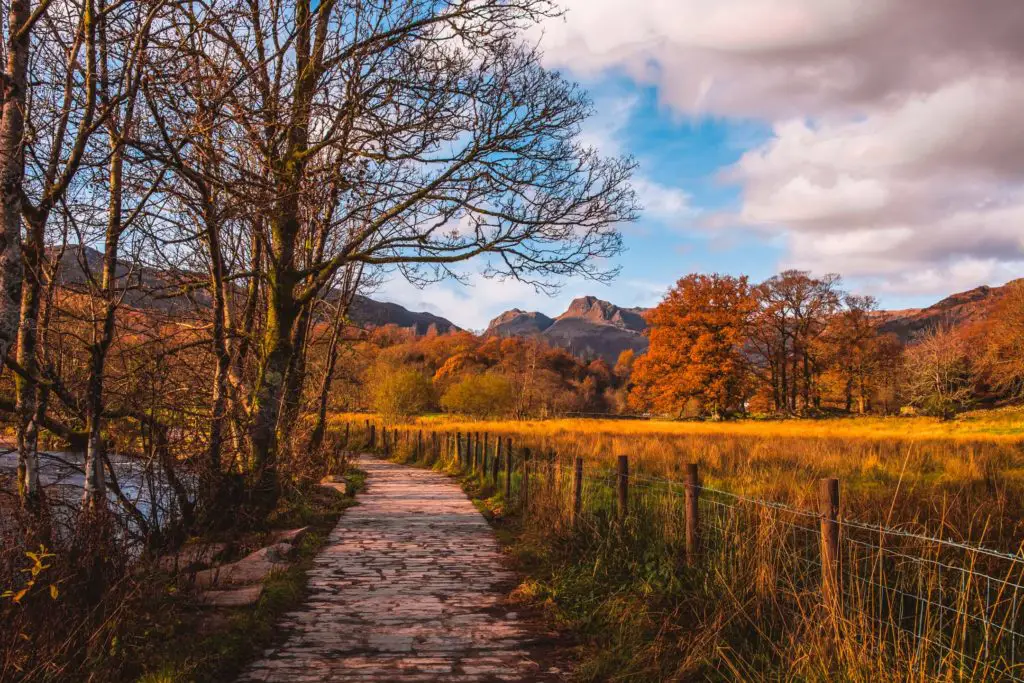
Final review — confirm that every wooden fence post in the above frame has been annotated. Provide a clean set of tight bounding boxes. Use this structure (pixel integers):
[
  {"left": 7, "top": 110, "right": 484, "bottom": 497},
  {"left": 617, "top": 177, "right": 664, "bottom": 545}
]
[
  {"left": 369, "top": 423, "right": 376, "bottom": 449},
  {"left": 455, "top": 431, "right": 462, "bottom": 467},
  {"left": 818, "top": 478, "right": 840, "bottom": 609},
  {"left": 418, "top": 430, "right": 423, "bottom": 461},
  {"left": 484, "top": 433, "right": 489, "bottom": 475},
  {"left": 573, "top": 456, "right": 584, "bottom": 523},
  {"left": 344, "top": 422, "right": 350, "bottom": 446},
  {"left": 491, "top": 436, "right": 499, "bottom": 483},
  {"left": 491, "top": 438, "right": 500, "bottom": 483},
  {"left": 504, "top": 438, "right": 512, "bottom": 498},
  {"left": 685, "top": 463, "right": 700, "bottom": 564},
  {"left": 616, "top": 455, "right": 629, "bottom": 521},
  {"left": 522, "top": 447, "right": 531, "bottom": 509},
  {"left": 475, "top": 432, "right": 482, "bottom": 473}
]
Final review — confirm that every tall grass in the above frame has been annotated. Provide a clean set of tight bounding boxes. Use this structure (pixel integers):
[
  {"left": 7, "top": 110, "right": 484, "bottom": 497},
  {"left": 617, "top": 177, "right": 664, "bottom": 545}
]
[{"left": 350, "top": 414, "right": 1024, "bottom": 681}]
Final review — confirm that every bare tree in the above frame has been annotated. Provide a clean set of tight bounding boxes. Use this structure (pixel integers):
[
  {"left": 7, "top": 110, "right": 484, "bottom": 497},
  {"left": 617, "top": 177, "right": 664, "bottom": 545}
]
[
  {"left": 143, "top": 0, "right": 637, "bottom": 503},
  {"left": 904, "top": 323, "right": 974, "bottom": 418},
  {"left": 11, "top": 0, "right": 105, "bottom": 508}
]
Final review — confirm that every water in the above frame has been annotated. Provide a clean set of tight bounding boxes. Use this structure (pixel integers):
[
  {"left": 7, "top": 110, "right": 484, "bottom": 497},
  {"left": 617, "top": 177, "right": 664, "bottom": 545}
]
[{"left": 0, "top": 448, "right": 196, "bottom": 538}]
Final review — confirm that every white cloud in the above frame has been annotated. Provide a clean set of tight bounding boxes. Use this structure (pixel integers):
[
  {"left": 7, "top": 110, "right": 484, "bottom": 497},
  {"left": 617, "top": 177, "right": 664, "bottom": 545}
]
[
  {"left": 540, "top": 1, "right": 1024, "bottom": 119},
  {"left": 633, "top": 177, "right": 695, "bottom": 223},
  {"left": 536, "top": 1, "right": 1024, "bottom": 296},
  {"left": 732, "top": 76, "right": 1024, "bottom": 287}
]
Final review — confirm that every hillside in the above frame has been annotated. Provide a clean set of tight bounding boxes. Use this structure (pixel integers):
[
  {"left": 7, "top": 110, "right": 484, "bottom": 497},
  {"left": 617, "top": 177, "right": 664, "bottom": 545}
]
[
  {"left": 43, "top": 244, "right": 1019, "bottom": 351},
  {"left": 484, "top": 279, "right": 1023, "bottom": 361},
  {"left": 348, "top": 295, "right": 460, "bottom": 335},
  {"left": 45, "top": 244, "right": 460, "bottom": 334},
  {"left": 878, "top": 279, "right": 1022, "bottom": 342}
]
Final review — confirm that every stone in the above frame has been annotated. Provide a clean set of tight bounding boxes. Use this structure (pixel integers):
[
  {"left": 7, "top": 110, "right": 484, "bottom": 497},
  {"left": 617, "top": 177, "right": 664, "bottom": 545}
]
[
  {"left": 197, "top": 584, "right": 264, "bottom": 607},
  {"left": 194, "top": 543, "right": 293, "bottom": 588},
  {"left": 157, "top": 542, "right": 227, "bottom": 573},
  {"left": 269, "top": 526, "right": 309, "bottom": 546},
  {"left": 235, "top": 456, "right": 564, "bottom": 682}
]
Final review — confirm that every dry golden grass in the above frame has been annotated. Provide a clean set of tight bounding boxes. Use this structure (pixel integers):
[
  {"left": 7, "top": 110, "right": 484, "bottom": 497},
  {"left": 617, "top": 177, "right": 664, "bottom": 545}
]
[
  {"left": 416, "top": 406, "right": 1024, "bottom": 442},
  {"left": 333, "top": 407, "right": 1024, "bottom": 548},
  {"left": 365, "top": 415, "right": 1024, "bottom": 681}
]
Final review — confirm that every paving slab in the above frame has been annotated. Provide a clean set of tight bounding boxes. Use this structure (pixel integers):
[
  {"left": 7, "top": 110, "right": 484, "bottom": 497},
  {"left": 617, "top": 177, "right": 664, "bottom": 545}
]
[{"left": 237, "top": 456, "right": 564, "bottom": 682}]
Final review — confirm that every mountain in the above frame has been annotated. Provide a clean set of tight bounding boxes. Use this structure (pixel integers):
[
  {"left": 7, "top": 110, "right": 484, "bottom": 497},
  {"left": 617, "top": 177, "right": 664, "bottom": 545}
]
[
  {"left": 348, "top": 295, "right": 460, "bottom": 335},
  {"left": 878, "top": 279, "right": 1022, "bottom": 342},
  {"left": 483, "top": 279, "right": 1024, "bottom": 362},
  {"left": 486, "top": 309, "right": 554, "bottom": 336},
  {"left": 487, "top": 296, "right": 649, "bottom": 362},
  {"left": 47, "top": 244, "right": 213, "bottom": 313},
  {"left": 46, "top": 244, "right": 460, "bottom": 334},
  {"left": 41, "top": 244, "right": 1022, "bottom": 348}
]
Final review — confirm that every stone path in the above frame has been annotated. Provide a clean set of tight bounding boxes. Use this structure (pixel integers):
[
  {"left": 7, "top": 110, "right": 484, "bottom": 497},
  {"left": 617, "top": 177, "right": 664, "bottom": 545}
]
[{"left": 238, "top": 457, "right": 564, "bottom": 682}]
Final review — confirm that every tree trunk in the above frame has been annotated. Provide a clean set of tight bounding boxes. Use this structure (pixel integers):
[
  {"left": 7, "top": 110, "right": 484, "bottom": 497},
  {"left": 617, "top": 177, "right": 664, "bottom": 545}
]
[
  {"left": 247, "top": 256, "right": 298, "bottom": 504},
  {"left": 0, "top": 0, "right": 30, "bottom": 370},
  {"left": 307, "top": 310, "right": 343, "bottom": 454},
  {"left": 82, "top": 134, "right": 123, "bottom": 511},
  {"left": 15, "top": 221, "right": 43, "bottom": 507},
  {"left": 204, "top": 202, "right": 230, "bottom": 488},
  {"left": 276, "top": 300, "right": 313, "bottom": 446}
]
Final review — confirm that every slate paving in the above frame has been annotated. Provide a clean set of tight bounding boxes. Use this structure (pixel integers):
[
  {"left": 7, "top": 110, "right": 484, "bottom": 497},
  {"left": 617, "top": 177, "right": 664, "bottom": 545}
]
[{"left": 237, "top": 456, "right": 563, "bottom": 682}]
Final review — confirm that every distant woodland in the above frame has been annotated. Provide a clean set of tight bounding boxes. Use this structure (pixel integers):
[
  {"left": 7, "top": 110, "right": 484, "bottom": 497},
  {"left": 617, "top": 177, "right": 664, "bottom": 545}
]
[{"left": 353, "top": 271, "right": 1024, "bottom": 421}]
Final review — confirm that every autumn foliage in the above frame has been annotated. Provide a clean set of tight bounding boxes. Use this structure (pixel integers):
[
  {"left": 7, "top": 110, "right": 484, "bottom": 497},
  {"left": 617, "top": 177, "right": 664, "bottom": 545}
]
[
  {"left": 629, "top": 274, "right": 754, "bottom": 417},
  {"left": 349, "top": 328, "right": 625, "bottom": 419}
]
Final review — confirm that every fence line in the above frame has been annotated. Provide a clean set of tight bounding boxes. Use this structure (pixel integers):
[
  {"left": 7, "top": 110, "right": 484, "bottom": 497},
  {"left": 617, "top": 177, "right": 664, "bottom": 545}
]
[{"left": 341, "top": 420, "right": 1024, "bottom": 680}]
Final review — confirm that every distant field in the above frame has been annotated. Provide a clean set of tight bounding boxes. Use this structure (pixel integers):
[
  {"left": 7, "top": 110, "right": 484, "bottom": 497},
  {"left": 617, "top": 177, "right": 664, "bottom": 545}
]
[
  {"left": 332, "top": 407, "right": 1024, "bottom": 548},
  {"left": 336, "top": 406, "right": 1024, "bottom": 442}
]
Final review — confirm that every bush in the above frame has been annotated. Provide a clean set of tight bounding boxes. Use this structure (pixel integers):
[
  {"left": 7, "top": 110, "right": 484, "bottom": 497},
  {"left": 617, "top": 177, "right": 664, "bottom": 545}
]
[
  {"left": 440, "top": 373, "right": 514, "bottom": 418},
  {"left": 369, "top": 365, "right": 434, "bottom": 421}
]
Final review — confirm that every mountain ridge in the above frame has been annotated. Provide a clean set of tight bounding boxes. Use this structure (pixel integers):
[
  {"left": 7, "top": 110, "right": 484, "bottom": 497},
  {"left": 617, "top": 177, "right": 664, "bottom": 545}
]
[
  {"left": 44, "top": 244, "right": 1019, "bottom": 353},
  {"left": 483, "top": 278, "right": 1023, "bottom": 362},
  {"left": 45, "top": 244, "right": 462, "bottom": 335},
  {"left": 486, "top": 295, "right": 649, "bottom": 362}
]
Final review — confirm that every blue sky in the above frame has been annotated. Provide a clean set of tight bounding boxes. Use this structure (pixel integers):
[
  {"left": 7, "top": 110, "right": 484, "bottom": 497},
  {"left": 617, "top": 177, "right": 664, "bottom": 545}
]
[{"left": 378, "top": 1, "right": 1024, "bottom": 331}]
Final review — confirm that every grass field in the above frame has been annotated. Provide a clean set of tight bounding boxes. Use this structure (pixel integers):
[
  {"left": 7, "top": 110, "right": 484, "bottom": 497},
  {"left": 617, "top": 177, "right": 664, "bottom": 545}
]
[
  {"left": 363, "top": 408, "right": 1024, "bottom": 681},
  {"left": 413, "top": 405, "right": 1024, "bottom": 441},
  {"left": 334, "top": 408, "right": 1024, "bottom": 548}
]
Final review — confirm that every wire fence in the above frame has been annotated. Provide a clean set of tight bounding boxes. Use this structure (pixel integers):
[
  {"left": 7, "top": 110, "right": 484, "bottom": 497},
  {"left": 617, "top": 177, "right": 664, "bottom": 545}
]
[{"left": 348, "top": 421, "right": 1024, "bottom": 680}]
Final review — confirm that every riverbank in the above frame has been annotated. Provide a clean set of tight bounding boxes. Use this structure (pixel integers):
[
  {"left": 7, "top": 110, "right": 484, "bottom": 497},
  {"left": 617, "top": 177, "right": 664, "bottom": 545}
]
[{"left": 1, "top": 466, "right": 366, "bottom": 682}]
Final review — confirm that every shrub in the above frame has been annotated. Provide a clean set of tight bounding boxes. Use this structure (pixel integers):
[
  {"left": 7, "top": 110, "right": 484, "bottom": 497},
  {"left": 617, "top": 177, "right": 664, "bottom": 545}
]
[
  {"left": 369, "top": 365, "right": 434, "bottom": 421},
  {"left": 439, "top": 373, "right": 514, "bottom": 418}
]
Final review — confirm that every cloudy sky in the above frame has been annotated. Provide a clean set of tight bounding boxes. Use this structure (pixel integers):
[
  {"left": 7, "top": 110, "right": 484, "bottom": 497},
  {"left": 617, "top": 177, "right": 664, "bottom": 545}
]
[{"left": 378, "top": 0, "right": 1024, "bottom": 331}]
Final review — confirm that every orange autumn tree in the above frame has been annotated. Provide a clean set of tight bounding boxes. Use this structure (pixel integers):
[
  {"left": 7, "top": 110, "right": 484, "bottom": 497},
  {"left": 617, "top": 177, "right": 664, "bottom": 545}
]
[{"left": 629, "top": 274, "right": 756, "bottom": 418}]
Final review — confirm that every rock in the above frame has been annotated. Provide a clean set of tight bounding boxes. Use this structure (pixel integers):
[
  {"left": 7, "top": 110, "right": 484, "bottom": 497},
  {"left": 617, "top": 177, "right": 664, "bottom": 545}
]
[
  {"left": 193, "top": 542, "right": 293, "bottom": 588},
  {"left": 320, "top": 478, "right": 348, "bottom": 495},
  {"left": 157, "top": 542, "right": 227, "bottom": 573},
  {"left": 269, "top": 527, "right": 309, "bottom": 546},
  {"left": 197, "top": 585, "right": 264, "bottom": 607}
]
